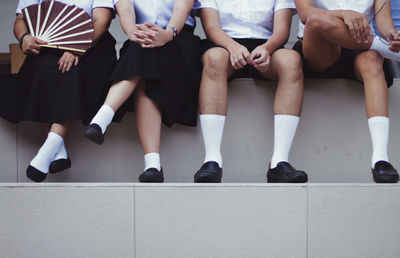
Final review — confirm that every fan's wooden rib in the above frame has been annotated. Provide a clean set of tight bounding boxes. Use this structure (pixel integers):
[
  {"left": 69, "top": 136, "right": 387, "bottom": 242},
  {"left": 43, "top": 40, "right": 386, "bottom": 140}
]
[
  {"left": 41, "top": 5, "right": 68, "bottom": 39},
  {"left": 24, "top": 8, "right": 35, "bottom": 37},
  {"left": 47, "top": 19, "right": 92, "bottom": 41},
  {"left": 48, "top": 40, "right": 92, "bottom": 45},
  {"left": 44, "top": 6, "right": 78, "bottom": 39},
  {"left": 36, "top": 4, "right": 41, "bottom": 37},
  {"left": 38, "top": 0, "right": 54, "bottom": 37},
  {"left": 49, "top": 10, "right": 86, "bottom": 38},
  {"left": 48, "top": 29, "right": 94, "bottom": 42},
  {"left": 39, "top": 44, "right": 86, "bottom": 53}
]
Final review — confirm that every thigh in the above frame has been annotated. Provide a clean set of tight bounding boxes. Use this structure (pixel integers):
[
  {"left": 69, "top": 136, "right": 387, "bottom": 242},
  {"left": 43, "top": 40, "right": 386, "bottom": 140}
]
[
  {"left": 259, "top": 49, "right": 302, "bottom": 80},
  {"left": 202, "top": 47, "right": 235, "bottom": 78}
]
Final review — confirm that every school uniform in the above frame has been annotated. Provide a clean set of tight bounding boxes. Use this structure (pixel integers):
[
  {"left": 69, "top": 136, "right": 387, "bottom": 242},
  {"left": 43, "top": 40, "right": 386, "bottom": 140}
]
[
  {"left": 193, "top": 0, "right": 295, "bottom": 79},
  {"left": 0, "top": 0, "right": 117, "bottom": 124},
  {"left": 293, "top": 0, "right": 393, "bottom": 86},
  {"left": 110, "top": 0, "right": 202, "bottom": 127}
]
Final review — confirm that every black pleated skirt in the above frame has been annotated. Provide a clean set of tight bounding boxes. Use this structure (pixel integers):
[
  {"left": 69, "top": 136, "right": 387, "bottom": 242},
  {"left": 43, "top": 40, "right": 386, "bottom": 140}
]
[
  {"left": 0, "top": 31, "right": 117, "bottom": 124},
  {"left": 110, "top": 26, "right": 202, "bottom": 127}
]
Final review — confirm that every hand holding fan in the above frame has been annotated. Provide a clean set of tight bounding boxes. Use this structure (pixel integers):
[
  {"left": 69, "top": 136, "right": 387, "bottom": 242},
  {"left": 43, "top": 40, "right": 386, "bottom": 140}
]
[{"left": 22, "top": 0, "right": 94, "bottom": 53}]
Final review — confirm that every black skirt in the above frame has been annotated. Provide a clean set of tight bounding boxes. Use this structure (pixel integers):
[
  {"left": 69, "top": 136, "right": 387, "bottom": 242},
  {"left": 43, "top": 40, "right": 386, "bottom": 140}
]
[
  {"left": 110, "top": 26, "right": 202, "bottom": 127},
  {"left": 0, "top": 31, "right": 117, "bottom": 124},
  {"left": 293, "top": 39, "right": 394, "bottom": 87}
]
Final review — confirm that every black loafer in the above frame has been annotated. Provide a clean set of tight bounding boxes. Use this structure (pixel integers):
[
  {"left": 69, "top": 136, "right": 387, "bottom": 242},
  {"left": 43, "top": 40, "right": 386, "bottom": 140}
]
[
  {"left": 139, "top": 168, "right": 164, "bottom": 183},
  {"left": 194, "top": 161, "right": 222, "bottom": 183},
  {"left": 267, "top": 162, "right": 308, "bottom": 183},
  {"left": 49, "top": 157, "right": 72, "bottom": 174},
  {"left": 84, "top": 123, "right": 104, "bottom": 145},
  {"left": 372, "top": 161, "right": 399, "bottom": 183},
  {"left": 26, "top": 166, "right": 47, "bottom": 183}
]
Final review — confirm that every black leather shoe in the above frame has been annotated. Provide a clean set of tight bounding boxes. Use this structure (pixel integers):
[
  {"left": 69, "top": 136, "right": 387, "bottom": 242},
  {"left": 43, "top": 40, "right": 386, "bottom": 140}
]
[
  {"left": 139, "top": 168, "right": 164, "bottom": 183},
  {"left": 372, "top": 161, "right": 399, "bottom": 183},
  {"left": 84, "top": 123, "right": 104, "bottom": 145},
  {"left": 26, "top": 166, "right": 47, "bottom": 183},
  {"left": 194, "top": 161, "right": 222, "bottom": 183},
  {"left": 49, "top": 157, "right": 72, "bottom": 174},
  {"left": 267, "top": 162, "right": 308, "bottom": 183}
]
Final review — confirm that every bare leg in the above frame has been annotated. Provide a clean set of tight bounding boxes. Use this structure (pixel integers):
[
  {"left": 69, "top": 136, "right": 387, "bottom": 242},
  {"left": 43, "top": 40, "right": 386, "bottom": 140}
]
[
  {"left": 303, "top": 13, "right": 372, "bottom": 72},
  {"left": 199, "top": 47, "right": 234, "bottom": 115},
  {"left": 134, "top": 81, "right": 162, "bottom": 154},
  {"left": 104, "top": 76, "right": 141, "bottom": 112},
  {"left": 50, "top": 121, "right": 71, "bottom": 137}
]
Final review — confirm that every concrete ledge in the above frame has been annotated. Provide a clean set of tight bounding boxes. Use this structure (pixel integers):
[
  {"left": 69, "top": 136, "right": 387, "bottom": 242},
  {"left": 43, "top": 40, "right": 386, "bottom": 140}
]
[
  {"left": 0, "top": 183, "right": 399, "bottom": 258},
  {"left": 0, "top": 79, "right": 399, "bottom": 183}
]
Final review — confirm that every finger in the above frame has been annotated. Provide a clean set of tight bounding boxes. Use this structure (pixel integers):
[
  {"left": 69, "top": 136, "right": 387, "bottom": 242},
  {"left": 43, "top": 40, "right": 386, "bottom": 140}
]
[
  {"left": 31, "top": 49, "right": 40, "bottom": 55},
  {"left": 353, "top": 21, "right": 362, "bottom": 42},
  {"left": 238, "top": 55, "right": 247, "bottom": 67},
  {"left": 66, "top": 60, "right": 73, "bottom": 72},
  {"left": 362, "top": 18, "right": 370, "bottom": 43},
  {"left": 347, "top": 22, "right": 356, "bottom": 39},
  {"left": 243, "top": 50, "right": 252, "bottom": 63},
  {"left": 74, "top": 57, "right": 79, "bottom": 66},
  {"left": 36, "top": 38, "right": 47, "bottom": 44},
  {"left": 59, "top": 60, "right": 64, "bottom": 71}
]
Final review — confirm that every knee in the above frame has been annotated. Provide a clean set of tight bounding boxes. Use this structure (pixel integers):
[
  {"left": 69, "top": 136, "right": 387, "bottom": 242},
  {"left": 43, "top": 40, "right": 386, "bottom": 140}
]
[
  {"left": 358, "top": 51, "right": 384, "bottom": 76},
  {"left": 306, "top": 12, "right": 337, "bottom": 33},
  {"left": 202, "top": 48, "right": 230, "bottom": 79},
  {"left": 275, "top": 50, "right": 303, "bottom": 81}
]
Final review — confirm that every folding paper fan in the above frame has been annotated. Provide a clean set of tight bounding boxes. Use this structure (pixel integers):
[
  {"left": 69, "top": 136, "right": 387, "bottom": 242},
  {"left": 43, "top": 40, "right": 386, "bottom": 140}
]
[{"left": 22, "top": 0, "right": 94, "bottom": 53}]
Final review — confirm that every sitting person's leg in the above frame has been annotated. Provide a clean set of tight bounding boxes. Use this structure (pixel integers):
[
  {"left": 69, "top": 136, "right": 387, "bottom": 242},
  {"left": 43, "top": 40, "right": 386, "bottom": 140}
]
[
  {"left": 134, "top": 82, "right": 164, "bottom": 183},
  {"left": 27, "top": 122, "right": 71, "bottom": 182},
  {"left": 194, "top": 47, "right": 234, "bottom": 183},
  {"left": 85, "top": 76, "right": 141, "bottom": 144},
  {"left": 354, "top": 50, "right": 399, "bottom": 183},
  {"left": 259, "top": 49, "right": 307, "bottom": 183}
]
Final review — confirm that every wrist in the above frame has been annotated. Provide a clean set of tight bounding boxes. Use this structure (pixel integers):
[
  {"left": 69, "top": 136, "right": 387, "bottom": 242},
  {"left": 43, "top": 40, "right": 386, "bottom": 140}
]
[
  {"left": 167, "top": 26, "right": 177, "bottom": 41},
  {"left": 19, "top": 32, "right": 30, "bottom": 49}
]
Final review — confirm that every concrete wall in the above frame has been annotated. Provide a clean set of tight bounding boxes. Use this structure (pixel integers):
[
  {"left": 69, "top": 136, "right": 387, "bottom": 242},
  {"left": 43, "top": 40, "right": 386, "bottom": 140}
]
[
  {"left": 1, "top": 79, "right": 399, "bottom": 183},
  {"left": 1, "top": 183, "right": 399, "bottom": 258}
]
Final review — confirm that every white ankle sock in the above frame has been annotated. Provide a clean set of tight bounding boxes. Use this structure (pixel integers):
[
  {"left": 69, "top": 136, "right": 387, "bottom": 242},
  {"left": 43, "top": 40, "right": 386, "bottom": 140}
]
[
  {"left": 144, "top": 152, "right": 161, "bottom": 171},
  {"left": 368, "top": 116, "right": 389, "bottom": 168},
  {"left": 54, "top": 141, "right": 68, "bottom": 160},
  {"left": 30, "top": 132, "right": 64, "bottom": 173},
  {"left": 370, "top": 36, "right": 400, "bottom": 62},
  {"left": 90, "top": 105, "right": 115, "bottom": 134},
  {"left": 270, "top": 115, "right": 300, "bottom": 168},
  {"left": 200, "top": 114, "right": 225, "bottom": 168}
]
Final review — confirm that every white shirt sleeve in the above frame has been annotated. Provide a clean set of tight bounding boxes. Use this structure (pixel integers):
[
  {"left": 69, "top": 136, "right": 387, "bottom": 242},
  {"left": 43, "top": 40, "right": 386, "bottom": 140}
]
[
  {"left": 16, "top": 0, "right": 38, "bottom": 14},
  {"left": 274, "top": 0, "right": 295, "bottom": 12},
  {"left": 113, "top": 0, "right": 133, "bottom": 5},
  {"left": 93, "top": 0, "right": 115, "bottom": 10},
  {"left": 193, "top": 0, "right": 218, "bottom": 10}
]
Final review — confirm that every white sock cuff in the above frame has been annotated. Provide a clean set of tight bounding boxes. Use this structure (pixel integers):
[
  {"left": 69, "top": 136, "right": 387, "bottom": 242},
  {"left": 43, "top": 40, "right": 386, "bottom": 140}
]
[
  {"left": 200, "top": 114, "right": 226, "bottom": 121},
  {"left": 100, "top": 105, "right": 115, "bottom": 116},
  {"left": 368, "top": 116, "right": 389, "bottom": 124},
  {"left": 274, "top": 114, "right": 300, "bottom": 121},
  {"left": 47, "top": 132, "right": 63, "bottom": 143},
  {"left": 144, "top": 152, "right": 160, "bottom": 159}
]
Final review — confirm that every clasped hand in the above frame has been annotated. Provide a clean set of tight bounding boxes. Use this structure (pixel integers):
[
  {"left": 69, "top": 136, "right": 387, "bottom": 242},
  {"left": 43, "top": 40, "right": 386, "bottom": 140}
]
[
  {"left": 228, "top": 43, "right": 270, "bottom": 72},
  {"left": 129, "top": 23, "right": 174, "bottom": 48}
]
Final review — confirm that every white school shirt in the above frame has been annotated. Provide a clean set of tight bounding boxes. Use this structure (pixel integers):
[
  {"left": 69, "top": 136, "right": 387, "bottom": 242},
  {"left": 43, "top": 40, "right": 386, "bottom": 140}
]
[
  {"left": 113, "top": 0, "right": 195, "bottom": 28},
  {"left": 193, "top": 0, "right": 295, "bottom": 39},
  {"left": 16, "top": 0, "right": 115, "bottom": 17},
  {"left": 298, "top": 0, "right": 375, "bottom": 38}
]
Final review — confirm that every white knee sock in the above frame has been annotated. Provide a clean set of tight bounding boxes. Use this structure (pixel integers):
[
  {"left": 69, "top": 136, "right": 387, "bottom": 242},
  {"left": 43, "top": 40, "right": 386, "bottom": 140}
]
[
  {"left": 200, "top": 114, "right": 225, "bottom": 168},
  {"left": 270, "top": 115, "right": 300, "bottom": 168},
  {"left": 370, "top": 36, "right": 400, "bottom": 62},
  {"left": 144, "top": 152, "right": 161, "bottom": 171},
  {"left": 54, "top": 141, "right": 68, "bottom": 160},
  {"left": 368, "top": 116, "right": 389, "bottom": 168},
  {"left": 90, "top": 105, "right": 115, "bottom": 134},
  {"left": 30, "top": 132, "right": 64, "bottom": 173}
]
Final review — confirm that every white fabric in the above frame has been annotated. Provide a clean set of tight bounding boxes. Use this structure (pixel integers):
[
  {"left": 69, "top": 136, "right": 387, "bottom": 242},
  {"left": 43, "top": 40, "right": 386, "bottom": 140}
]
[
  {"left": 368, "top": 116, "right": 390, "bottom": 168},
  {"left": 90, "top": 104, "right": 115, "bottom": 134},
  {"left": 114, "top": 0, "right": 195, "bottom": 27},
  {"left": 298, "top": 0, "right": 375, "bottom": 38},
  {"left": 270, "top": 115, "right": 299, "bottom": 168},
  {"left": 370, "top": 36, "right": 400, "bottom": 62},
  {"left": 54, "top": 140, "right": 68, "bottom": 160},
  {"left": 30, "top": 132, "right": 64, "bottom": 173},
  {"left": 200, "top": 114, "right": 225, "bottom": 168},
  {"left": 144, "top": 152, "right": 161, "bottom": 171},
  {"left": 194, "top": 0, "right": 295, "bottom": 39},
  {"left": 16, "top": 0, "right": 115, "bottom": 16}
]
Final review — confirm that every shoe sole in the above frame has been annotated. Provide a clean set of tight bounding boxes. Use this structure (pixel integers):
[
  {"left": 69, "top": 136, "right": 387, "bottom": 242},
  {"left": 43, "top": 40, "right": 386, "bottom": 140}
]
[
  {"left": 139, "top": 178, "right": 164, "bottom": 183},
  {"left": 373, "top": 174, "right": 399, "bottom": 183},
  {"left": 84, "top": 127, "right": 104, "bottom": 145},
  {"left": 194, "top": 172, "right": 222, "bottom": 183},
  {"left": 49, "top": 159, "right": 71, "bottom": 174},
  {"left": 267, "top": 174, "right": 308, "bottom": 183}
]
